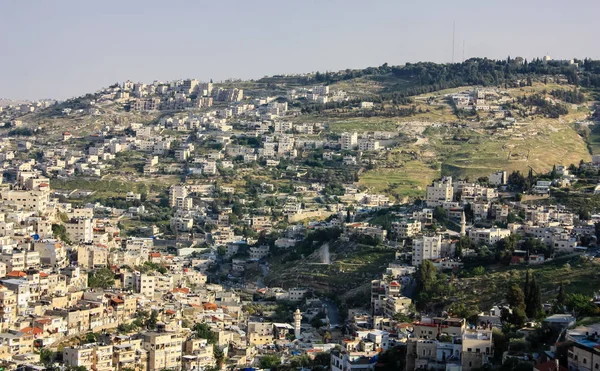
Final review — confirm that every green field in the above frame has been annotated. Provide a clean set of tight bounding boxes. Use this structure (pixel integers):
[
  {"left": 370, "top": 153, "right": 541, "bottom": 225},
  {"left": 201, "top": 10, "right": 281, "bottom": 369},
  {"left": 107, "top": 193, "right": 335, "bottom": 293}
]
[
  {"left": 428, "top": 122, "right": 591, "bottom": 179},
  {"left": 359, "top": 161, "right": 439, "bottom": 200}
]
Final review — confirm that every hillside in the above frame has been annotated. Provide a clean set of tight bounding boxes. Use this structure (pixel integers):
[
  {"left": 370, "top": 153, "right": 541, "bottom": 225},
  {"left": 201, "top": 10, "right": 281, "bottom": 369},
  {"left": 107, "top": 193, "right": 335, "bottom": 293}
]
[{"left": 4, "top": 58, "right": 599, "bottom": 203}]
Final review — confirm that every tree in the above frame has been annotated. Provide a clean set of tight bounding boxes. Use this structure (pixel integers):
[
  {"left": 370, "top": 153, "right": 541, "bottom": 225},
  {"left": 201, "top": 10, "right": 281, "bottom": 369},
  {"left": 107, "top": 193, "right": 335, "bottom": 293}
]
[
  {"left": 523, "top": 271, "right": 530, "bottom": 306},
  {"left": 472, "top": 266, "right": 485, "bottom": 276},
  {"left": 594, "top": 221, "right": 600, "bottom": 240},
  {"left": 88, "top": 268, "right": 115, "bottom": 289},
  {"left": 51, "top": 223, "right": 71, "bottom": 244},
  {"left": 416, "top": 260, "right": 437, "bottom": 292},
  {"left": 566, "top": 294, "right": 600, "bottom": 317},
  {"left": 259, "top": 355, "right": 281, "bottom": 369},
  {"left": 508, "top": 171, "right": 526, "bottom": 190},
  {"left": 146, "top": 310, "right": 158, "bottom": 329},
  {"left": 290, "top": 354, "right": 311, "bottom": 368},
  {"left": 511, "top": 307, "right": 527, "bottom": 327},
  {"left": 374, "top": 346, "right": 407, "bottom": 371},
  {"left": 415, "top": 260, "right": 440, "bottom": 310},
  {"left": 193, "top": 323, "right": 218, "bottom": 344},
  {"left": 313, "top": 352, "right": 332, "bottom": 368},
  {"left": 525, "top": 275, "right": 542, "bottom": 318},
  {"left": 213, "top": 344, "right": 224, "bottom": 369},
  {"left": 84, "top": 332, "right": 97, "bottom": 344},
  {"left": 40, "top": 348, "right": 56, "bottom": 366},
  {"left": 506, "top": 284, "right": 526, "bottom": 310}
]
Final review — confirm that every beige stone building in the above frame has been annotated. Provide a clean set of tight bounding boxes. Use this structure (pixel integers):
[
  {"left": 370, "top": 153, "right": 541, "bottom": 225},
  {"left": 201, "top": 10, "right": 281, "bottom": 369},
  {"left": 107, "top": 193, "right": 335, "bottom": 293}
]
[{"left": 142, "top": 331, "right": 185, "bottom": 371}]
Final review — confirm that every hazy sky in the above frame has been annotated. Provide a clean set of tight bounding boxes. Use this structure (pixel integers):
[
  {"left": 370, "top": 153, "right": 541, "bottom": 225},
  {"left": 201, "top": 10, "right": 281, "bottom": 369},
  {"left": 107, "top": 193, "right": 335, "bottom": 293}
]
[{"left": 1, "top": 0, "right": 598, "bottom": 100}]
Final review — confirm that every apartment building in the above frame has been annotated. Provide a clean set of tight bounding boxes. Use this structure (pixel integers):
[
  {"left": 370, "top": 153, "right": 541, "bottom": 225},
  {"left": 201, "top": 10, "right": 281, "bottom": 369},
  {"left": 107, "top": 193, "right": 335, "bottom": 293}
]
[
  {"left": 0, "top": 286, "right": 17, "bottom": 331},
  {"left": 63, "top": 344, "right": 114, "bottom": 371},
  {"left": 468, "top": 228, "right": 511, "bottom": 246},
  {"left": 133, "top": 272, "right": 156, "bottom": 298},
  {"left": 169, "top": 185, "right": 190, "bottom": 208},
  {"left": 77, "top": 245, "right": 109, "bottom": 269},
  {"left": 340, "top": 132, "right": 358, "bottom": 150},
  {"left": 65, "top": 218, "right": 94, "bottom": 243},
  {"left": 142, "top": 331, "right": 185, "bottom": 371},
  {"left": 412, "top": 235, "right": 442, "bottom": 266},
  {"left": 247, "top": 322, "right": 274, "bottom": 345},
  {"left": 426, "top": 177, "right": 454, "bottom": 207},
  {"left": 391, "top": 219, "right": 422, "bottom": 238},
  {"left": 358, "top": 139, "right": 380, "bottom": 151},
  {"left": 2, "top": 189, "right": 50, "bottom": 212},
  {"left": 371, "top": 279, "right": 409, "bottom": 316}
]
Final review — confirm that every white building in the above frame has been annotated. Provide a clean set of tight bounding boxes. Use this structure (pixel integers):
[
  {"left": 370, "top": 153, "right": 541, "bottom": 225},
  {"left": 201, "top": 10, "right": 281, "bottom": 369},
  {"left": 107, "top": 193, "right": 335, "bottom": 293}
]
[
  {"left": 340, "top": 132, "right": 358, "bottom": 150},
  {"left": 412, "top": 235, "right": 442, "bottom": 266},
  {"left": 426, "top": 177, "right": 454, "bottom": 207}
]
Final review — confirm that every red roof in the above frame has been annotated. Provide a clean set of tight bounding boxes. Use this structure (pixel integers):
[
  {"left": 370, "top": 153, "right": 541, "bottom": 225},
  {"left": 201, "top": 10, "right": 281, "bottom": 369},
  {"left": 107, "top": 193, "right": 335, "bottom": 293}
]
[
  {"left": 203, "top": 302, "right": 218, "bottom": 310},
  {"left": 35, "top": 319, "right": 52, "bottom": 325},
  {"left": 6, "top": 271, "right": 27, "bottom": 278},
  {"left": 39, "top": 272, "right": 48, "bottom": 277},
  {"left": 149, "top": 253, "right": 161, "bottom": 258},
  {"left": 390, "top": 281, "right": 400, "bottom": 287},
  {"left": 165, "top": 309, "right": 176, "bottom": 315},
  {"left": 20, "top": 327, "right": 43, "bottom": 335},
  {"left": 172, "top": 288, "right": 190, "bottom": 294}
]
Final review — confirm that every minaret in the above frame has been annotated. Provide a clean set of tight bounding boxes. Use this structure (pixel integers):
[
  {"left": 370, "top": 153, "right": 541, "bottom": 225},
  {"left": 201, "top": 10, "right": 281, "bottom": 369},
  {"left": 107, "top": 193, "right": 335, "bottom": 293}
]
[
  {"left": 460, "top": 211, "right": 466, "bottom": 237},
  {"left": 293, "top": 309, "right": 302, "bottom": 339}
]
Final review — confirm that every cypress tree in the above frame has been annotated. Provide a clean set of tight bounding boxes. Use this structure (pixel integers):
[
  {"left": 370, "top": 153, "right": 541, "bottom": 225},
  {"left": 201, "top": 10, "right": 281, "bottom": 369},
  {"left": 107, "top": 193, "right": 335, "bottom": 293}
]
[
  {"left": 526, "top": 275, "right": 542, "bottom": 318},
  {"left": 523, "top": 270, "right": 530, "bottom": 304}
]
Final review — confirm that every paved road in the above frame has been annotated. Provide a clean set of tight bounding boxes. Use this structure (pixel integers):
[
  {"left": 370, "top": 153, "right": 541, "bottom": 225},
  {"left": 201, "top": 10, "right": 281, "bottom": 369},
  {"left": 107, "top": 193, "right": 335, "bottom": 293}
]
[
  {"left": 256, "top": 264, "right": 269, "bottom": 289},
  {"left": 321, "top": 298, "right": 341, "bottom": 327},
  {"left": 402, "top": 277, "right": 417, "bottom": 299}
]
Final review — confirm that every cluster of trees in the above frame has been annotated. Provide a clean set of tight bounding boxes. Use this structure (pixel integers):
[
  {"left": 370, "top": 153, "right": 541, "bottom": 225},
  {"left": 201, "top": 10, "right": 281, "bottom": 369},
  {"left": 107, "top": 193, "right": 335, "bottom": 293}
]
[
  {"left": 414, "top": 260, "right": 454, "bottom": 311},
  {"left": 137, "top": 261, "right": 168, "bottom": 274},
  {"left": 517, "top": 94, "right": 569, "bottom": 118},
  {"left": 265, "top": 58, "right": 600, "bottom": 109},
  {"left": 7, "top": 127, "right": 34, "bottom": 136},
  {"left": 507, "top": 169, "right": 536, "bottom": 192},
  {"left": 88, "top": 267, "right": 116, "bottom": 289},
  {"left": 503, "top": 272, "right": 541, "bottom": 327},
  {"left": 233, "top": 135, "right": 262, "bottom": 148},
  {"left": 550, "top": 88, "right": 586, "bottom": 104},
  {"left": 286, "top": 228, "right": 341, "bottom": 261},
  {"left": 51, "top": 223, "right": 71, "bottom": 244},
  {"left": 304, "top": 167, "right": 359, "bottom": 184},
  {"left": 494, "top": 234, "right": 554, "bottom": 264},
  {"left": 258, "top": 353, "right": 330, "bottom": 371}
]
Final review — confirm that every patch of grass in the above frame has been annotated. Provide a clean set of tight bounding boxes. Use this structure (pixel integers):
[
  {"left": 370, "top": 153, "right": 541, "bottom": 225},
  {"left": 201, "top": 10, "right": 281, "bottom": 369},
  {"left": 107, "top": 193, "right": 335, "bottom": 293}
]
[
  {"left": 359, "top": 161, "right": 439, "bottom": 200},
  {"left": 430, "top": 122, "right": 591, "bottom": 178}
]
